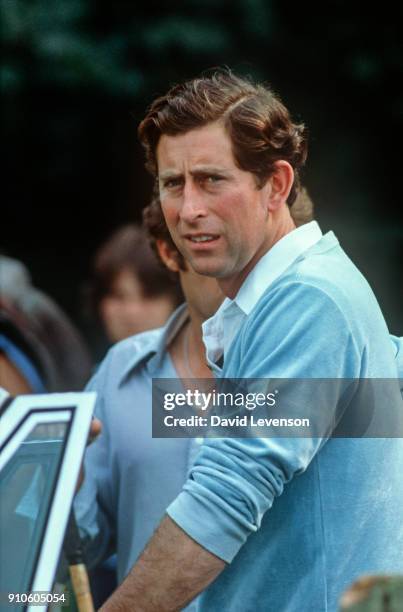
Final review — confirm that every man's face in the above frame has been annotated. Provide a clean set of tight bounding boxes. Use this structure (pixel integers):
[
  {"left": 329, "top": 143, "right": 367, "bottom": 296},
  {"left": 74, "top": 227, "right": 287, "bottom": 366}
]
[{"left": 157, "top": 122, "right": 273, "bottom": 297}]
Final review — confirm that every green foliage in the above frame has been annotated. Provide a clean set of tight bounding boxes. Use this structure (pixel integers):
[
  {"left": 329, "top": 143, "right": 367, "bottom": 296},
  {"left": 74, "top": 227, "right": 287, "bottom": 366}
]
[
  {"left": 0, "top": 0, "right": 277, "bottom": 97},
  {"left": 2, "top": 0, "right": 402, "bottom": 109}
]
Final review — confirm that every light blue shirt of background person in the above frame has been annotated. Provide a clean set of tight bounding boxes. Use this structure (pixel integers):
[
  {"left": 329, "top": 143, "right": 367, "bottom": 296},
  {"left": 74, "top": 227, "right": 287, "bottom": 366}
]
[
  {"left": 167, "top": 221, "right": 403, "bottom": 612},
  {"left": 74, "top": 306, "right": 202, "bottom": 612}
]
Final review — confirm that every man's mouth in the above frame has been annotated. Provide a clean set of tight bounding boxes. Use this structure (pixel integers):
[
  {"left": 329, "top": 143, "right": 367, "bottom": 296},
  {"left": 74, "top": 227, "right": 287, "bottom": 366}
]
[{"left": 185, "top": 234, "right": 219, "bottom": 243}]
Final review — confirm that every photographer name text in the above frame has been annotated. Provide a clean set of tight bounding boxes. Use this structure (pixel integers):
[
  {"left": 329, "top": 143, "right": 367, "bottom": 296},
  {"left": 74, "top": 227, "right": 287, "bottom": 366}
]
[{"left": 163, "top": 414, "right": 310, "bottom": 428}]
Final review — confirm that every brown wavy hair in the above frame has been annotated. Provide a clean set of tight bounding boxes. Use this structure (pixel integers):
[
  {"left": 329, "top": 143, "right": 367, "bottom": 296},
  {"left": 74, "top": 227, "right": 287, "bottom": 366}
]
[{"left": 138, "top": 69, "right": 308, "bottom": 206}]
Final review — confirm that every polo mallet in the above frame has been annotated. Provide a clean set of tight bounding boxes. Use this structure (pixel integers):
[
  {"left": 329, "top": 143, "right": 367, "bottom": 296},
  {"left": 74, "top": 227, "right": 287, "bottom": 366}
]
[{"left": 64, "top": 510, "right": 95, "bottom": 612}]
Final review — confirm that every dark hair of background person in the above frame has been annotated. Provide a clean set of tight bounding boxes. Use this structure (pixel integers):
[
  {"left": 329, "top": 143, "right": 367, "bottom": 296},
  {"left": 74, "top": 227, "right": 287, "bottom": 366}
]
[
  {"left": 88, "top": 224, "right": 183, "bottom": 316},
  {"left": 142, "top": 186, "right": 315, "bottom": 271},
  {"left": 142, "top": 189, "right": 186, "bottom": 272},
  {"left": 138, "top": 69, "right": 308, "bottom": 207}
]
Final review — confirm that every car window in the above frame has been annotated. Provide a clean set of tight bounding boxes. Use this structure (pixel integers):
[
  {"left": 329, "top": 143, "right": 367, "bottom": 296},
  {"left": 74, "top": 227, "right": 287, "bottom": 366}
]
[{"left": 0, "top": 393, "right": 95, "bottom": 612}]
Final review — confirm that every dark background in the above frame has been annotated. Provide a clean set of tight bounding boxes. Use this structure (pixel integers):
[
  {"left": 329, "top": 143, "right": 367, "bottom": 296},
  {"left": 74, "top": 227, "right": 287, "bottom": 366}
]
[{"left": 2, "top": 0, "right": 402, "bottom": 352}]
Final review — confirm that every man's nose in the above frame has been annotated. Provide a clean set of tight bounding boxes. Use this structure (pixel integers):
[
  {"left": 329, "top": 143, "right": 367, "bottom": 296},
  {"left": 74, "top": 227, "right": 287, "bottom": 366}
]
[{"left": 180, "top": 183, "right": 207, "bottom": 223}]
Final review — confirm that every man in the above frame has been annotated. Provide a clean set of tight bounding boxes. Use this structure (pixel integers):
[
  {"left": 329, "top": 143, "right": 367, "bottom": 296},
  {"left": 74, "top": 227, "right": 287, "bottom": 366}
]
[
  {"left": 101, "top": 70, "right": 403, "bottom": 611},
  {"left": 74, "top": 187, "right": 317, "bottom": 607}
]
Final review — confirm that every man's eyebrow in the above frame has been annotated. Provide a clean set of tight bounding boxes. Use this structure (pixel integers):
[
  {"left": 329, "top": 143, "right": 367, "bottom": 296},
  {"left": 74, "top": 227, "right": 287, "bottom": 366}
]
[
  {"left": 159, "top": 166, "right": 233, "bottom": 181},
  {"left": 159, "top": 170, "right": 183, "bottom": 181},
  {"left": 190, "top": 165, "right": 232, "bottom": 176}
]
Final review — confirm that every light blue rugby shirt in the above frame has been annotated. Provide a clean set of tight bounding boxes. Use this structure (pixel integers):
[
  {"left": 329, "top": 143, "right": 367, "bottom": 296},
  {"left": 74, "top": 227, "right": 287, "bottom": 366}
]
[{"left": 167, "top": 224, "right": 403, "bottom": 612}]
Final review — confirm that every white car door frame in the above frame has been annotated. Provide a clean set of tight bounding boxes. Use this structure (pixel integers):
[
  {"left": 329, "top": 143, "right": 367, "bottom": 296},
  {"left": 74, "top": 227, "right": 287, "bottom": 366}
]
[{"left": 0, "top": 392, "right": 95, "bottom": 612}]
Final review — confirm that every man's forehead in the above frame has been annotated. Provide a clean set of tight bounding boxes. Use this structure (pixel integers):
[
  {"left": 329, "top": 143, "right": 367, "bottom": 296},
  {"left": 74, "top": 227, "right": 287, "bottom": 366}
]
[{"left": 156, "top": 122, "right": 234, "bottom": 171}]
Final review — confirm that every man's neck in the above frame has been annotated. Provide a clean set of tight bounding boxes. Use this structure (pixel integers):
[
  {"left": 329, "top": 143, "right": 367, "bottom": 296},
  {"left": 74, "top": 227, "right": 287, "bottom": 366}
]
[
  {"left": 169, "top": 304, "right": 213, "bottom": 379},
  {"left": 219, "top": 213, "right": 296, "bottom": 299}
]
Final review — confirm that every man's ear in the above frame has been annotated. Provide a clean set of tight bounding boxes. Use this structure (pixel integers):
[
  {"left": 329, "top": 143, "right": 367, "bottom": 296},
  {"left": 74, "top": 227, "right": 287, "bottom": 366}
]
[
  {"left": 267, "top": 160, "right": 294, "bottom": 211},
  {"left": 156, "top": 239, "right": 181, "bottom": 273}
]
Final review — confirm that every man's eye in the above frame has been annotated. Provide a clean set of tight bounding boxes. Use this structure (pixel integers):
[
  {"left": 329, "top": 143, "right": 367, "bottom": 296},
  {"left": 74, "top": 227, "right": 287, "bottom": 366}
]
[
  {"left": 205, "top": 175, "right": 223, "bottom": 184},
  {"left": 163, "top": 178, "right": 182, "bottom": 189}
]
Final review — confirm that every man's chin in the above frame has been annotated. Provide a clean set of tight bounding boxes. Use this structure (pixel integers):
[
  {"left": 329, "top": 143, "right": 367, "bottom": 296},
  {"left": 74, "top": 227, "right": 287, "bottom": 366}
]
[{"left": 188, "top": 260, "right": 223, "bottom": 278}]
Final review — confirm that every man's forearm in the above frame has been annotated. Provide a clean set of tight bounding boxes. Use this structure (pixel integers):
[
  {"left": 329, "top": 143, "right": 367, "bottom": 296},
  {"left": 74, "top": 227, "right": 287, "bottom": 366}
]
[{"left": 100, "top": 515, "right": 226, "bottom": 612}]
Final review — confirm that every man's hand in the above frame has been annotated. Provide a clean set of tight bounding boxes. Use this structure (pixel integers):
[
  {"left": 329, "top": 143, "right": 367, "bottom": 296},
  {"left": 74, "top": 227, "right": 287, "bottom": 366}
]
[
  {"left": 88, "top": 417, "right": 102, "bottom": 443},
  {"left": 100, "top": 515, "right": 226, "bottom": 612},
  {"left": 75, "top": 417, "right": 102, "bottom": 492}
]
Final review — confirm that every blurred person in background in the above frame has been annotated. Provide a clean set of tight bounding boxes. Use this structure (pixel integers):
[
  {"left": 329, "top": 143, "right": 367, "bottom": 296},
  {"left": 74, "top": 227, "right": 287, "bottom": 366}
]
[
  {"left": 82, "top": 224, "right": 183, "bottom": 604},
  {"left": 87, "top": 224, "right": 183, "bottom": 354},
  {"left": 0, "top": 255, "right": 92, "bottom": 394},
  {"left": 75, "top": 201, "right": 222, "bottom": 610}
]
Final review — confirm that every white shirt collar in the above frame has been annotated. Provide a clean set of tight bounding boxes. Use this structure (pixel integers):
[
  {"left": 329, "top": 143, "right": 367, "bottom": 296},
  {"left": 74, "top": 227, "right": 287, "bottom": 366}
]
[
  {"left": 234, "top": 220, "right": 323, "bottom": 315},
  {"left": 202, "top": 221, "right": 323, "bottom": 372}
]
